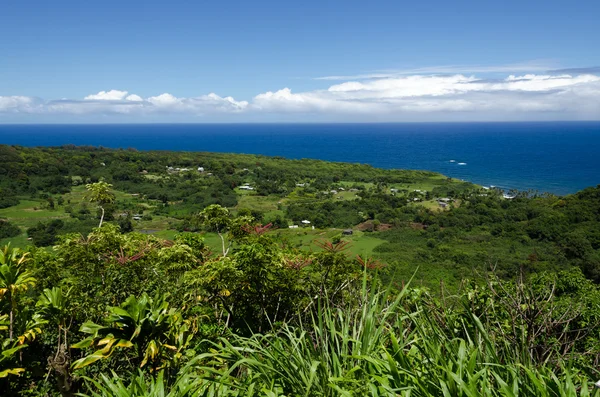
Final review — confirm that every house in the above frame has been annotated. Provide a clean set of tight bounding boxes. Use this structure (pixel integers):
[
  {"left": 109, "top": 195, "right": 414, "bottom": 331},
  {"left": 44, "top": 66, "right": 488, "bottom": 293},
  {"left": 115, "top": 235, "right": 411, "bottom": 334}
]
[
  {"left": 438, "top": 202, "right": 448, "bottom": 208},
  {"left": 197, "top": 167, "right": 205, "bottom": 172},
  {"left": 390, "top": 188, "right": 399, "bottom": 193},
  {"left": 239, "top": 184, "right": 254, "bottom": 190},
  {"left": 330, "top": 190, "right": 338, "bottom": 194},
  {"left": 342, "top": 229, "right": 353, "bottom": 236},
  {"left": 301, "top": 220, "right": 311, "bottom": 225},
  {"left": 296, "top": 183, "right": 306, "bottom": 187},
  {"left": 288, "top": 225, "right": 299, "bottom": 229}
]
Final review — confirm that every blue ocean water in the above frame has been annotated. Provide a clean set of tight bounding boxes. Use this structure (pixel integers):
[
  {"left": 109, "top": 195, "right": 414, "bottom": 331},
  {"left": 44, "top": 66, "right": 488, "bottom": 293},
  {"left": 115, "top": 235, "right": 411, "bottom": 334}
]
[{"left": 1, "top": 122, "right": 599, "bottom": 195}]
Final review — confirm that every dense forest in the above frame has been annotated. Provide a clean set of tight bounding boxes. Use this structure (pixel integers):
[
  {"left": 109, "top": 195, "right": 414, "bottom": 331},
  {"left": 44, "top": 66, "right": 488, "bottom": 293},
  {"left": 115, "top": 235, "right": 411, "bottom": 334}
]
[{"left": 1, "top": 144, "right": 600, "bottom": 396}]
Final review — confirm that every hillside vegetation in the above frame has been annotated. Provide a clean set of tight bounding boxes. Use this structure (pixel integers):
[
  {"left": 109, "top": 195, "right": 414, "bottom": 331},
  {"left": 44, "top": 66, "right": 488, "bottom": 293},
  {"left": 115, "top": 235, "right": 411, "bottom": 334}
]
[{"left": 1, "top": 145, "right": 600, "bottom": 395}]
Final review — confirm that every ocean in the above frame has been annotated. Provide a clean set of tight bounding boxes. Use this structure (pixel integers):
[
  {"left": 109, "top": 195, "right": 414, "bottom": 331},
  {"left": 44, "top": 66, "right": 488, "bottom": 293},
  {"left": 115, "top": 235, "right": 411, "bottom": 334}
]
[{"left": 1, "top": 122, "right": 599, "bottom": 195}]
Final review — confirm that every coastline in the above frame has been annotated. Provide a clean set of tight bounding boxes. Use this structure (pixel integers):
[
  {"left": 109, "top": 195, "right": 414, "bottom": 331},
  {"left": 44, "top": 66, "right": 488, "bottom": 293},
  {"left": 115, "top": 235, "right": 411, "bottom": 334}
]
[{"left": 1, "top": 122, "right": 599, "bottom": 195}]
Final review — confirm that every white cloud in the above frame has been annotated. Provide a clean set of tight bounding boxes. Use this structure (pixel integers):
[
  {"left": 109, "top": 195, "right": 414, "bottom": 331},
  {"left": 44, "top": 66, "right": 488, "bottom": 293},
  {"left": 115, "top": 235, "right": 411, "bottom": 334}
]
[
  {"left": 327, "top": 75, "right": 479, "bottom": 97},
  {"left": 1, "top": 71, "right": 599, "bottom": 121},
  {"left": 146, "top": 93, "right": 248, "bottom": 113},
  {"left": 125, "top": 94, "right": 143, "bottom": 101},
  {"left": 250, "top": 73, "right": 600, "bottom": 118},
  {"left": 253, "top": 87, "right": 381, "bottom": 113},
  {"left": 84, "top": 90, "right": 130, "bottom": 101},
  {"left": 0, "top": 96, "right": 38, "bottom": 112},
  {"left": 314, "top": 61, "right": 557, "bottom": 81}
]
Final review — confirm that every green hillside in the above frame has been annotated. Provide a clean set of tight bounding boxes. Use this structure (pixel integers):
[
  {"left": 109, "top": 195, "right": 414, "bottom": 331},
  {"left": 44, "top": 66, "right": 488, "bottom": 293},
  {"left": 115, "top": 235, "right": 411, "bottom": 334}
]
[{"left": 1, "top": 145, "right": 600, "bottom": 395}]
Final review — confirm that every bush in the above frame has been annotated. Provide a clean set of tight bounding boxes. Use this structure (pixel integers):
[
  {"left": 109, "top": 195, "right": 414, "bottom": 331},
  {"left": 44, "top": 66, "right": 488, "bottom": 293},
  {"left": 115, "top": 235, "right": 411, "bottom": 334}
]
[
  {"left": 27, "top": 219, "right": 65, "bottom": 246},
  {"left": 0, "top": 219, "right": 21, "bottom": 238},
  {"left": 0, "top": 196, "right": 19, "bottom": 209}
]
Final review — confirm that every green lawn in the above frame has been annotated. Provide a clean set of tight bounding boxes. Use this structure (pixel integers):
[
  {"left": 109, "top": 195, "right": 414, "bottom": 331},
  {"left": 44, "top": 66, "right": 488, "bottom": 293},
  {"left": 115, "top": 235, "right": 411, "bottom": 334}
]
[
  {"left": 0, "top": 233, "right": 31, "bottom": 249},
  {"left": 338, "top": 181, "right": 374, "bottom": 189},
  {"left": 0, "top": 200, "right": 70, "bottom": 228},
  {"left": 339, "top": 191, "right": 361, "bottom": 201},
  {"left": 235, "top": 194, "right": 281, "bottom": 213},
  {"left": 346, "top": 233, "right": 386, "bottom": 257},
  {"left": 133, "top": 215, "right": 173, "bottom": 231},
  {"left": 151, "top": 229, "right": 179, "bottom": 240},
  {"left": 273, "top": 227, "right": 386, "bottom": 257},
  {"left": 235, "top": 194, "right": 286, "bottom": 220},
  {"left": 389, "top": 175, "right": 449, "bottom": 192}
]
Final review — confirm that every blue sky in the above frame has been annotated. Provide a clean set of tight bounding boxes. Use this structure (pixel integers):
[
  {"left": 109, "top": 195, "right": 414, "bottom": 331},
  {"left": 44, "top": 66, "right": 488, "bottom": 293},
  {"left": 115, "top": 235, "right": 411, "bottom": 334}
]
[{"left": 1, "top": 0, "right": 599, "bottom": 122}]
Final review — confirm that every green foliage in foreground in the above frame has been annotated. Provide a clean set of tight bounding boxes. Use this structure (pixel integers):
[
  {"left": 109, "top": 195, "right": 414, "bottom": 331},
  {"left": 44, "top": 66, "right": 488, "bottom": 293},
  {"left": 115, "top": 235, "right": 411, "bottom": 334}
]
[
  {"left": 77, "top": 279, "right": 600, "bottom": 397},
  {"left": 0, "top": 217, "right": 599, "bottom": 395}
]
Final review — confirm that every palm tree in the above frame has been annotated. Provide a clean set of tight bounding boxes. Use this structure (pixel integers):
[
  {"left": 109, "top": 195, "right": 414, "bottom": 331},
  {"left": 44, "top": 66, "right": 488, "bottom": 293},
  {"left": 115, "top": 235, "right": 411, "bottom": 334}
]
[{"left": 0, "top": 245, "right": 36, "bottom": 341}]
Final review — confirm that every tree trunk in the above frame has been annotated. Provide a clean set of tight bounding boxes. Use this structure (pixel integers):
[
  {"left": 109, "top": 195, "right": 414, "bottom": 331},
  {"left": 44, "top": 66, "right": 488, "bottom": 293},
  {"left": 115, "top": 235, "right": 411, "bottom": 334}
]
[
  {"left": 218, "top": 232, "right": 229, "bottom": 257},
  {"left": 9, "top": 308, "right": 13, "bottom": 342},
  {"left": 48, "top": 343, "right": 77, "bottom": 397},
  {"left": 98, "top": 206, "right": 105, "bottom": 228}
]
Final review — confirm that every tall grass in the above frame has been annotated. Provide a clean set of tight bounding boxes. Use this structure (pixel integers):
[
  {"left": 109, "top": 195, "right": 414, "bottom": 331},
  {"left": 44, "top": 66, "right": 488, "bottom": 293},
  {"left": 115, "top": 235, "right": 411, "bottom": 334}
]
[{"left": 82, "top": 276, "right": 600, "bottom": 396}]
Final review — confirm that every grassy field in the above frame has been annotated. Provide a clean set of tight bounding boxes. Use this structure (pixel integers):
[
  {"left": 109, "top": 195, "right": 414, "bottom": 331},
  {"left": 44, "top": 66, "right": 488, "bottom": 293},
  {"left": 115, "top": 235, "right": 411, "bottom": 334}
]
[
  {"left": 0, "top": 185, "right": 166, "bottom": 247},
  {"left": 1, "top": 173, "right": 464, "bottom": 260},
  {"left": 397, "top": 174, "right": 455, "bottom": 191},
  {"left": 0, "top": 187, "right": 386, "bottom": 255},
  {"left": 0, "top": 200, "right": 70, "bottom": 230},
  {"left": 235, "top": 193, "right": 284, "bottom": 219},
  {"left": 0, "top": 233, "right": 30, "bottom": 249},
  {"left": 274, "top": 227, "right": 386, "bottom": 257}
]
